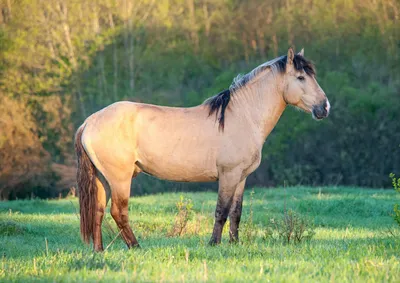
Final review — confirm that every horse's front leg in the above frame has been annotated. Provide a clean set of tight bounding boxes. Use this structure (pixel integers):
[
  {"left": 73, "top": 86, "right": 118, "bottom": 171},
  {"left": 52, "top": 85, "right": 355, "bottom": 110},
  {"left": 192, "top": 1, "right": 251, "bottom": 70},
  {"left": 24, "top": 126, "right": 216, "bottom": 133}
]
[
  {"left": 228, "top": 178, "right": 246, "bottom": 243},
  {"left": 209, "top": 168, "right": 242, "bottom": 245}
]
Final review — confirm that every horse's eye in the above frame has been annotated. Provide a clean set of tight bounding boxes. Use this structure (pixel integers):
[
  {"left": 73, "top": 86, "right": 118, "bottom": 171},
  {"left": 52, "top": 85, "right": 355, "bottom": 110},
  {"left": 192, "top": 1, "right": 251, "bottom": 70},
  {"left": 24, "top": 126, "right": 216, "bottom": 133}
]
[{"left": 297, "top": 76, "right": 305, "bottom": 81}]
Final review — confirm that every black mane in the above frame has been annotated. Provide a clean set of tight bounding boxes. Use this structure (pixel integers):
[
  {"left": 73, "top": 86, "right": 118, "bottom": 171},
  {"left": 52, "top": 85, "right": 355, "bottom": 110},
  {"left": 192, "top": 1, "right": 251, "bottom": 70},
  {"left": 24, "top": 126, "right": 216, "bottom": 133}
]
[
  {"left": 205, "top": 54, "right": 315, "bottom": 130},
  {"left": 206, "top": 89, "right": 231, "bottom": 131}
]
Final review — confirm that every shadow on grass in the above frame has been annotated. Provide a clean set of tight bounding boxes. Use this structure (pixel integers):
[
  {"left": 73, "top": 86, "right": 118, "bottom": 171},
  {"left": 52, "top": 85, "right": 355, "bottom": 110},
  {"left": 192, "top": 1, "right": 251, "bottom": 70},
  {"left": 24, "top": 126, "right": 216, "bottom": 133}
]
[
  {"left": 60, "top": 234, "right": 400, "bottom": 272},
  {"left": 0, "top": 199, "right": 79, "bottom": 215},
  {"left": 2, "top": 187, "right": 398, "bottom": 262},
  {"left": 4, "top": 224, "right": 399, "bottom": 264},
  {"left": 0, "top": 198, "right": 180, "bottom": 216}
]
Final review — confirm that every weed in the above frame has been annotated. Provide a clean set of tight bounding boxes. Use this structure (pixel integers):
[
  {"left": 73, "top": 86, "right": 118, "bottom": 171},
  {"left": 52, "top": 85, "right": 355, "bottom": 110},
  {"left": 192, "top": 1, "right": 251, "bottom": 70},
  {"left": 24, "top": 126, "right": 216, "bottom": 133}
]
[
  {"left": 193, "top": 213, "right": 206, "bottom": 235},
  {"left": 268, "top": 209, "right": 315, "bottom": 244},
  {"left": 240, "top": 189, "right": 259, "bottom": 243},
  {"left": 167, "top": 195, "right": 194, "bottom": 237},
  {"left": 389, "top": 173, "right": 400, "bottom": 227},
  {"left": 67, "top": 187, "right": 77, "bottom": 198},
  {"left": 0, "top": 220, "right": 24, "bottom": 236}
]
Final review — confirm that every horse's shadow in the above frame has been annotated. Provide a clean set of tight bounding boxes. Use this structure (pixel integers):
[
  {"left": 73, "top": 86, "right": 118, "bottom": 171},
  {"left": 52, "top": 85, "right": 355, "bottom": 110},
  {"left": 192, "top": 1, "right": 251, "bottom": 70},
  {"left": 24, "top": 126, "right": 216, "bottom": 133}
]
[
  {"left": 66, "top": 235, "right": 400, "bottom": 272},
  {"left": 3, "top": 222, "right": 398, "bottom": 265}
]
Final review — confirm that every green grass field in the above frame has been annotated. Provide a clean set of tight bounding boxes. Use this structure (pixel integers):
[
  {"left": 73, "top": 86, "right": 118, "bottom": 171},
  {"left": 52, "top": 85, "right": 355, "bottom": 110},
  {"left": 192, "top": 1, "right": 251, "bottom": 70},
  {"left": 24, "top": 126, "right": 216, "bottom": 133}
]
[{"left": 1, "top": 187, "right": 399, "bottom": 282}]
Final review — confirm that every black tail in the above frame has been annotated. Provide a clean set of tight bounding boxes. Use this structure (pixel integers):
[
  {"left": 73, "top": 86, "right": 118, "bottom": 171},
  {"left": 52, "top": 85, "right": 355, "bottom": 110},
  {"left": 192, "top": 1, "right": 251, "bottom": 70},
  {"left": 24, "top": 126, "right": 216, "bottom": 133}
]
[{"left": 74, "top": 125, "right": 97, "bottom": 244}]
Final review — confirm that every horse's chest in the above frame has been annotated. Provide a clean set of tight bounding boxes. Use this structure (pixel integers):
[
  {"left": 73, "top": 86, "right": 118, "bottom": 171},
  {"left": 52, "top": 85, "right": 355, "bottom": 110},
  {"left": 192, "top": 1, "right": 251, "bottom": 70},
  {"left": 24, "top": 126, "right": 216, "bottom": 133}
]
[{"left": 217, "top": 143, "right": 262, "bottom": 177}]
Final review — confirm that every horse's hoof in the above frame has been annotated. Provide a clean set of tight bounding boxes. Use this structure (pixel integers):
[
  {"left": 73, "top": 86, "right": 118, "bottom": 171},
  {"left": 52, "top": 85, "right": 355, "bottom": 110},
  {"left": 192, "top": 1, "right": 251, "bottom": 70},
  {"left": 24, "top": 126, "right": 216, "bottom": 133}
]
[
  {"left": 208, "top": 239, "right": 220, "bottom": 246},
  {"left": 128, "top": 243, "right": 141, "bottom": 249}
]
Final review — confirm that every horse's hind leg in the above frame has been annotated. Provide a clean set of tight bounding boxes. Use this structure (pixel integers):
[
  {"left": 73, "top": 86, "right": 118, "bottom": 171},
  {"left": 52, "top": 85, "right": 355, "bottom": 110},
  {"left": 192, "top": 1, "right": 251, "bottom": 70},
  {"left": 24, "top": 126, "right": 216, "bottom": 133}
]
[
  {"left": 93, "top": 175, "right": 108, "bottom": 252},
  {"left": 110, "top": 179, "right": 140, "bottom": 248}
]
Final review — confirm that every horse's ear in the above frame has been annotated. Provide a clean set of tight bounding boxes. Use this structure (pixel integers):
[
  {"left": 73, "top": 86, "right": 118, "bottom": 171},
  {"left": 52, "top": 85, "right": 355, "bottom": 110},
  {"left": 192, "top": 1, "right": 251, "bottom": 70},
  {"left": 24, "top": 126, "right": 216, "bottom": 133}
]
[
  {"left": 298, "top": 48, "right": 304, "bottom": 57},
  {"left": 286, "top": 47, "right": 295, "bottom": 72}
]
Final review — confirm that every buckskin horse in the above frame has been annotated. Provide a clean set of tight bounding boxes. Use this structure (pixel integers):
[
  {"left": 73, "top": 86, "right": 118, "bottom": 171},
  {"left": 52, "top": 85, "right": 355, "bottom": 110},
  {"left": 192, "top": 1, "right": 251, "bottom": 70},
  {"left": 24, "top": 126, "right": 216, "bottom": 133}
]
[{"left": 75, "top": 48, "right": 330, "bottom": 251}]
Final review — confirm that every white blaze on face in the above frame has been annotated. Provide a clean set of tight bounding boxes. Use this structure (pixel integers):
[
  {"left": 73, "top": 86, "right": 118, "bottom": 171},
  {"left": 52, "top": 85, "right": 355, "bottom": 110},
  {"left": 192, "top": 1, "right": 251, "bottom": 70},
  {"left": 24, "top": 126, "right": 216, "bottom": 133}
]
[{"left": 325, "top": 100, "right": 331, "bottom": 114}]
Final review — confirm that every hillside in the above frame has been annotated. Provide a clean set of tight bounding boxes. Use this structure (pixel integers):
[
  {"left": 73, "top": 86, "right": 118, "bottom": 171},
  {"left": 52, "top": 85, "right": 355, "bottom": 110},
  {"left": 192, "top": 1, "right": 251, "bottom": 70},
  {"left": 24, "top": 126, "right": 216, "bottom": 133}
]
[{"left": 0, "top": 0, "right": 399, "bottom": 198}]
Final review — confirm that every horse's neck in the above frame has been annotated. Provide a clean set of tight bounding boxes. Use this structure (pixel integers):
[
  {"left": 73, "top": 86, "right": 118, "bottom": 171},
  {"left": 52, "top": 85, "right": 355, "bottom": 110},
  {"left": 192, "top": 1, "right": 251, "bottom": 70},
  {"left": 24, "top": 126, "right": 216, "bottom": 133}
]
[{"left": 230, "top": 72, "right": 286, "bottom": 143}]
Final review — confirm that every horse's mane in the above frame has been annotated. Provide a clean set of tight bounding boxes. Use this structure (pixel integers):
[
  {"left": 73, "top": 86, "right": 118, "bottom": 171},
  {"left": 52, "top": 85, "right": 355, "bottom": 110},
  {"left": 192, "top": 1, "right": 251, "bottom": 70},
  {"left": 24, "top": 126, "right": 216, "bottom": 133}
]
[{"left": 204, "top": 54, "right": 315, "bottom": 130}]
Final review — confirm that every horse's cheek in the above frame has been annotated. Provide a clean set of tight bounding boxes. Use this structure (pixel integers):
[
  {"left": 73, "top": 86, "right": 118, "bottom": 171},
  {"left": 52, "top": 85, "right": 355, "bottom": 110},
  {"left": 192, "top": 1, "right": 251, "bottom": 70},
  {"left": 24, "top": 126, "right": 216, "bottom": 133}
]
[{"left": 285, "top": 83, "right": 302, "bottom": 105}]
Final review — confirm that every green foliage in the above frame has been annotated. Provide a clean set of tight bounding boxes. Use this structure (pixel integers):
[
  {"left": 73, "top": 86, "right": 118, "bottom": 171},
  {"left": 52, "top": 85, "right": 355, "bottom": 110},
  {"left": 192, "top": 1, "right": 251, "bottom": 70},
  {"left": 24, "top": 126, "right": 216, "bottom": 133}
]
[
  {"left": 390, "top": 173, "right": 400, "bottom": 227},
  {"left": 0, "top": 0, "right": 400, "bottom": 197},
  {"left": 1, "top": 187, "right": 399, "bottom": 281},
  {"left": 0, "top": 220, "right": 25, "bottom": 236},
  {"left": 240, "top": 189, "right": 262, "bottom": 243},
  {"left": 390, "top": 173, "right": 400, "bottom": 193},
  {"left": 268, "top": 209, "right": 315, "bottom": 244}
]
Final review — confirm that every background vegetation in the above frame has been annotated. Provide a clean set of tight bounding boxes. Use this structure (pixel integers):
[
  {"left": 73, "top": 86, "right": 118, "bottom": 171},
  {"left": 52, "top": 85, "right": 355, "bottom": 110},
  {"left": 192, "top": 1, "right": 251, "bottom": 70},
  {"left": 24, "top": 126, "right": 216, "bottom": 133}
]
[{"left": 0, "top": 0, "right": 399, "bottom": 199}]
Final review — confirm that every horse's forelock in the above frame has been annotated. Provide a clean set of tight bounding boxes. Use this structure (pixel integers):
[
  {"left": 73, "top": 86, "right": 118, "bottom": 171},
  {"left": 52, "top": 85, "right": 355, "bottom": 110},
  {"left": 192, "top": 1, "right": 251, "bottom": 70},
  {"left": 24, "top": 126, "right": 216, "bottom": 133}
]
[{"left": 292, "top": 55, "right": 316, "bottom": 76}]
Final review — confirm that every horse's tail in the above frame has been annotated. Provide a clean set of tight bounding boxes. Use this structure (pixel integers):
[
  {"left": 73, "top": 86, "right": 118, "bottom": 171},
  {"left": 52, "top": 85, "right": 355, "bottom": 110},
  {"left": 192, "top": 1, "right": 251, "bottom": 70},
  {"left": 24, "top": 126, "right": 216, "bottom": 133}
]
[{"left": 75, "top": 125, "right": 97, "bottom": 244}]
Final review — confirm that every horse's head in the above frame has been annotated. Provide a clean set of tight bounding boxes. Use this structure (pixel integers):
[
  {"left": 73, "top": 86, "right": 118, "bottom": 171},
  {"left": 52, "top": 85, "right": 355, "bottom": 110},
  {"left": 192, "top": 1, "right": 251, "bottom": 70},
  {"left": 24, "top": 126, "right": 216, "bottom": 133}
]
[{"left": 282, "top": 48, "right": 330, "bottom": 120}]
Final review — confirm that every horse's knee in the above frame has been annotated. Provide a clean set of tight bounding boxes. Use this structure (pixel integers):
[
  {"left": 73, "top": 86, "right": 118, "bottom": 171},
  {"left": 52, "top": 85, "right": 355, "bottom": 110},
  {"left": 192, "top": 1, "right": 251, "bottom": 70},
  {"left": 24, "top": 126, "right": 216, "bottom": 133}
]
[
  {"left": 111, "top": 203, "right": 130, "bottom": 226},
  {"left": 120, "top": 212, "right": 129, "bottom": 225}
]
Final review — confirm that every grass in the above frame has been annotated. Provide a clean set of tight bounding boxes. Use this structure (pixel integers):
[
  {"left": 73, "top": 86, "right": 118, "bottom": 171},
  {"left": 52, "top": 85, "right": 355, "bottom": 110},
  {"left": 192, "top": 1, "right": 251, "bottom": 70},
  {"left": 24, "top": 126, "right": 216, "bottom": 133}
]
[{"left": 0, "top": 186, "right": 399, "bottom": 282}]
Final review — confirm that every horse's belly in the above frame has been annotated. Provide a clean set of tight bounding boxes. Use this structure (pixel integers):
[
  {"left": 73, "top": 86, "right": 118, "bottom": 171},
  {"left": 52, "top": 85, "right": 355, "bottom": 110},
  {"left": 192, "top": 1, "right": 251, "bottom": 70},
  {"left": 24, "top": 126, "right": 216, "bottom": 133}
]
[
  {"left": 136, "top": 155, "right": 218, "bottom": 182},
  {"left": 135, "top": 140, "right": 218, "bottom": 182}
]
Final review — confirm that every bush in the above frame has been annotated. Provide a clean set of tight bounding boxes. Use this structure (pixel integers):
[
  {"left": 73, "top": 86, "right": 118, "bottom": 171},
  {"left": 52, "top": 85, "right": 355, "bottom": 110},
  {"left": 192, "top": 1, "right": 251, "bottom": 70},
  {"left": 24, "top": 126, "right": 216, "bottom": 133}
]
[
  {"left": 268, "top": 209, "right": 315, "bottom": 244},
  {"left": 0, "top": 96, "right": 56, "bottom": 200},
  {"left": 240, "top": 189, "right": 260, "bottom": 243},
  {"left": 167, "top": 195, "right": 194, "bottom": 237}
]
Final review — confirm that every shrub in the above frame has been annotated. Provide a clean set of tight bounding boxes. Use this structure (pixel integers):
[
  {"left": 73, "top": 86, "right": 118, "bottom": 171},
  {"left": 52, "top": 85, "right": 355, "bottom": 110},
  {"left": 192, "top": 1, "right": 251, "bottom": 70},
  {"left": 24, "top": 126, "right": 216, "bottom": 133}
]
[
  {"left": 240, "top": 189, "right": 259, "bottom": 243},
  {"left": 167, "top": 195, "right": 194, "bottom": 237},
  {"left": 0, "top": 95, "right": 56, "bottom": 200},
  {"left": 268, "top": 209, "right": 315, "bottom": 244}
]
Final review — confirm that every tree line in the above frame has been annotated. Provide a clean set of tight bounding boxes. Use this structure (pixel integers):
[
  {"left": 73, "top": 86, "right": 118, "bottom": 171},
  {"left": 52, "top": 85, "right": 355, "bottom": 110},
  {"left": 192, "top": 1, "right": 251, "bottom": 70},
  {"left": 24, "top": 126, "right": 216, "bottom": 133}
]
[{"left": 0, "top": 0, "right": 399, "bottom": 199}]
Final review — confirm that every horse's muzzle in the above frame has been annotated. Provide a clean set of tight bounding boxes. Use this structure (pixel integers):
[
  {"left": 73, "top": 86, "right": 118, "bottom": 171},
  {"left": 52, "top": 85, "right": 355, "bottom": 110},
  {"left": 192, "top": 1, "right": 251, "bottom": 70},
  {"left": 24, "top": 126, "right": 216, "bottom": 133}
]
[{"left": 312, "top": 99, "right": 330, "bottom": 120}]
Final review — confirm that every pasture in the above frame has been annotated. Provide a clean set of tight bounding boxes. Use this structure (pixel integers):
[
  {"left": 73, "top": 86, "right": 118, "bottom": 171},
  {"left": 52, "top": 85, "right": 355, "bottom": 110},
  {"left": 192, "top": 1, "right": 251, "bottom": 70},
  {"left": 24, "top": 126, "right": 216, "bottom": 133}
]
[{"left": 1, "top": 187, "right": 399, "bottom": 282}]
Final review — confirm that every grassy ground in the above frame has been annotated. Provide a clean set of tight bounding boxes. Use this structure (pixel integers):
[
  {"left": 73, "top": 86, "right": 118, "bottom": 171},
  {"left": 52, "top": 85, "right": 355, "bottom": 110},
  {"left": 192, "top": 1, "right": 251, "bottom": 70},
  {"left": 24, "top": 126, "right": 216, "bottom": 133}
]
[{"left": 0, "top": 186, "right": 399, "bottom": 282}]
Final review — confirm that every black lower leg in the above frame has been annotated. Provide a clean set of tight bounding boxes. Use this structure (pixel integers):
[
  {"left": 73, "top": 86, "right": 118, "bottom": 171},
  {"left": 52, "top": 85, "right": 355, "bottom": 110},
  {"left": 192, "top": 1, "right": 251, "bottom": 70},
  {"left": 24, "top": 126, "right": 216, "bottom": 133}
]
[
  {"left": 209, "top": 204, "right": 230, "bottom": 245},
  {"left": 229, "top": 198, "right": 243, "bottom": 243}
]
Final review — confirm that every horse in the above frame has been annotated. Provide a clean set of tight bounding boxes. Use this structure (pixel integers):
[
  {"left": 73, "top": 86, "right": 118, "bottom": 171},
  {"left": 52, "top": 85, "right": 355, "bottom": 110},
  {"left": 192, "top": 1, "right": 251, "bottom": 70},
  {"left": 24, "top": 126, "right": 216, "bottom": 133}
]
[{"left": 75, "top": 47, "right": 330, "bottom": 251}]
